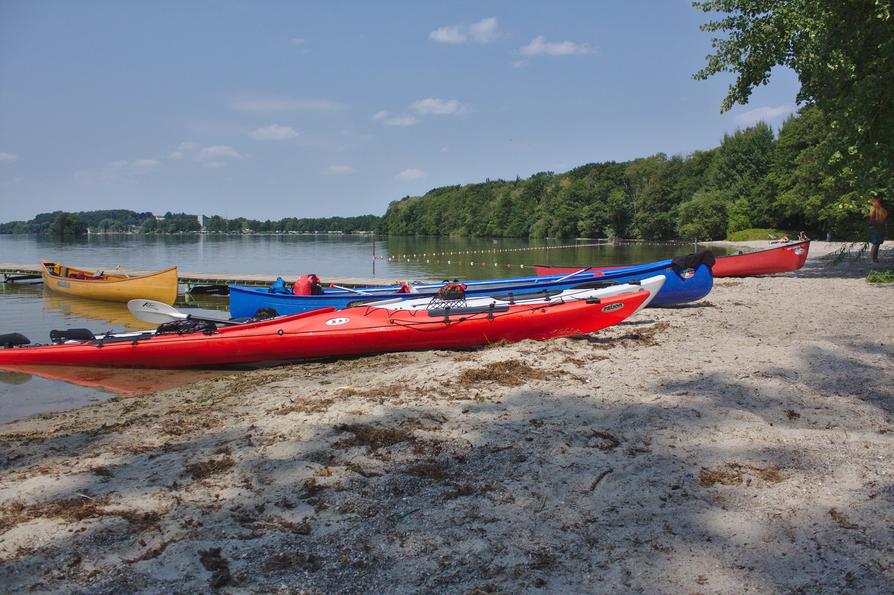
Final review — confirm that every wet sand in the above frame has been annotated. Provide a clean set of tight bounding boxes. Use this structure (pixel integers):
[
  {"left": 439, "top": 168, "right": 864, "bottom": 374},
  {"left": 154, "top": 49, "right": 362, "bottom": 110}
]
[{"left": 0, "top": 242, "right": 892, "bottom": 592}]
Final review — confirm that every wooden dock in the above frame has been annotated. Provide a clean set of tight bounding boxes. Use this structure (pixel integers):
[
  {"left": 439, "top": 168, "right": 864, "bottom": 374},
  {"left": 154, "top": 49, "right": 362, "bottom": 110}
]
[{"left": 0, "top": 264, "right": 392, "bottom": 289}]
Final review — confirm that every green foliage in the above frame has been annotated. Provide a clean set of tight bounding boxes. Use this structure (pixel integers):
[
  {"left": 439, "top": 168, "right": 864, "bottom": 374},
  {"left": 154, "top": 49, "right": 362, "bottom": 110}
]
[
  {"left": 694, "top": 0, "right": 893, "bottom": 202},
  {"left": 382, "top": 165, "right": 634, "bottom": 239},
  {"left": 706, "top": 123, "right": 776, "bottom": 229},
  {"left": 867, "top": 269, "right": 894, "bottom": 284},
  {"left": 381, "top": 111, "right": 881, "bottom": 241},
  {"left": 48, "top": 212, "right": 87, "bottom": 239},
  {"left": 2, "top": 210, "right": 381, "bottom": 235},
  {"left": 677, "top": 191, "right": 729, "bottom": 240},
  {"left": 726, "top": 228, "right": 797, "bottom": 242}
]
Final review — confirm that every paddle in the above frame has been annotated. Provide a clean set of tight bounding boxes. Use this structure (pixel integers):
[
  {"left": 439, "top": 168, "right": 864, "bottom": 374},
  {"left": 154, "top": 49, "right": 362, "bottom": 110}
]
[
  {"left": 328, "top": 283, "right": 373, "bottom": 295},
  {"left": 127, "top": 299, "right": 240, "bottom": 326},
  {"left": 553, "top": 267, "right": 593, "bottom": 283}
]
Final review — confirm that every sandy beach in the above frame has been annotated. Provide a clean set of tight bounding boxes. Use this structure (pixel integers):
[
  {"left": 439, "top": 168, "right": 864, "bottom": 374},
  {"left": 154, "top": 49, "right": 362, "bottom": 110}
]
[{"left": 0, "top": 242, "right": 892, "bottom": 593}]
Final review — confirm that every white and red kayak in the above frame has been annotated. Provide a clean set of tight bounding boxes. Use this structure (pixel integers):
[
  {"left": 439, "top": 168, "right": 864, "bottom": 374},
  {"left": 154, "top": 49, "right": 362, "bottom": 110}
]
[{"left": 0, "top": 289, "right": 651, "bottom": 369}]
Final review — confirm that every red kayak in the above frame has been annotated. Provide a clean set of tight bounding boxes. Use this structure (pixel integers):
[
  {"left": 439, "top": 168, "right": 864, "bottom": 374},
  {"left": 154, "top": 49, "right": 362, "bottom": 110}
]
[
  {"left": 535, "top": 241, "right": 810, "bottom": 279},
  {"left": 710, "top": 240, "right": 809, "bottom": 277},
  {"left": 0, "top": 290, "right": 649, "bottom": 368}
]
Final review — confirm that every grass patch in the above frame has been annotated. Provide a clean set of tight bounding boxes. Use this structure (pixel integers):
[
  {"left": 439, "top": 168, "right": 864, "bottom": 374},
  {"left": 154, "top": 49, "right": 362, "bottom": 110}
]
[
  {"left": 867, "top": 269, "right": 894, "bottom": 284},
  {"left": 727, "top": 228, "right": 796, "bottom": 242}
]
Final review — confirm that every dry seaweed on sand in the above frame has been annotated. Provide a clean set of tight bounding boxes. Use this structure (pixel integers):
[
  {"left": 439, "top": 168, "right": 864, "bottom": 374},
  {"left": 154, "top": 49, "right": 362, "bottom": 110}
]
[
  {"left": 404, "top": 460, "right": 451, "bottom": 480},
  {"left": 0, "top": 495, "right": 111, "bottom": 531},
  {"left": 263, "top": 551, "right": 321, "bottom": 572},
  {"left": 334, "top": 422, "right": 420, "bottom": 451},
  {"left": 336, "top": 383, "right": 405, "bottom": 399},
  {"left": 699, "top": 463, "right": 784, "bottom": 487},
  {"left": 0, "top": 495, "right": 160, "bottom": 532},
  {"left": 591, "top": 321, "right": 670, "bottom": 349},
  {"left": 182, "top": 456, "right": 235, "bottom": 481},
  {"left": 198, "top": 547, "right": 233, "bottom": 588},
  {"left": 457, "top": 359, "right": 553, "bottom": 387},
  {"left": 829, "top": 508, "right": 859, "bottom": 529}
]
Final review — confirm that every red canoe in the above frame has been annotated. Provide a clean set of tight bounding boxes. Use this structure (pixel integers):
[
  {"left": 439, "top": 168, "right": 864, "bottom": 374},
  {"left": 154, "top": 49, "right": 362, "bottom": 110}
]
[
  {"left": 0, "top": 290, "right": 649, "bottom": 368},
  {"left": 710, "top": 240, "right": 810, "bottom": 277},
  {"left": 534, "top": 241, "right": 810, "bottom": 279}
]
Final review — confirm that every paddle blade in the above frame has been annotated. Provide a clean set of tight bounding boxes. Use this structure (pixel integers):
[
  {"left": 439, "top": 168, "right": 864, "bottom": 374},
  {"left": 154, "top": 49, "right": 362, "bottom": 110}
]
[{"left": 127, "top": 299, "right": 188, "bottom": 324}]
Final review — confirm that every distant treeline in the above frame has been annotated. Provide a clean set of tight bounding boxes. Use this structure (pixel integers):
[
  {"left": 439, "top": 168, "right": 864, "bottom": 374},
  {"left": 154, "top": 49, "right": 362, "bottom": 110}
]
[
  {"left": 3, "top": 106, "right": 886, "bottom": 242},
  {"left": 0, "top": 209, "right": 156, "bottom": 234},
  {"left": 199, "top": 214, "right": 381, "bottom": 234},
  {"left": 383, "top": 106, "right": 885, "bottom": 240},
  {"left": 0, "top": 211, "right": 382, "bottom": 236}
]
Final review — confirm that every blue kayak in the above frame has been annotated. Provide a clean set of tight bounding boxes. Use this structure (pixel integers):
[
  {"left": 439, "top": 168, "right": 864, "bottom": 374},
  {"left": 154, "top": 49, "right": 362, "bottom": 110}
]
[{"left": 229, "top": 260, "right": 713, "bottom": 318}]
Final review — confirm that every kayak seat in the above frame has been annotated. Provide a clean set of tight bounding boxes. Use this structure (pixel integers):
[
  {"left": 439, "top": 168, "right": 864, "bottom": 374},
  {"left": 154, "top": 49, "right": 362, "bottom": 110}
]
[
  {"left": 91, "top": 332, "right": 155, "bottom": 345},
  {"left": 50, "top": 329, "right": 96, "bottom": 344},
  {"left": 427, "top": 304, "right": 511, "bottom": 317},
  {"left": 0, "top": 333, "right": 30, "bottom": 348}
]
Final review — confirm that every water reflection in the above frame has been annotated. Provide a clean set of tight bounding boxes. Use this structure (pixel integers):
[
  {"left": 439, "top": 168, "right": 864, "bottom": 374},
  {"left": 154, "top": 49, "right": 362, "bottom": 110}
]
[
  {"left": 0, "top": 364, "right": 228, "bottom": 395},
  {"left": 42, "top": 291, "right": 148, "bottom": 330}
]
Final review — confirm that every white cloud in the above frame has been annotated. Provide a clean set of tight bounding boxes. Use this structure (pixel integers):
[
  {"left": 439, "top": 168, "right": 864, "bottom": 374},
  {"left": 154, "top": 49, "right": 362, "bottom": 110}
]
[
  {"left": 195, "top": 145, "right": 249, "bottom": 168},
  {"left": 230, "top": 97, "right": 345, "bottom": 112},
  {"left": 373, "top": 111, "right": 419, "bottom": 126},
  {"left": 169, "top": 141, "right": 199, "bottom": 160},
  {"left": 520, "top": 35, "right": 592, "bottom": 56},
  {"left": 0, "top": 152, "right": 17, "bottom": 162},
  {"left": 385, "top": 115, "right": 419, "bottom": 127},
  {"left": 430, "top": 17, "right": 499, "bottom": 44},
  {"left": 324, "top": 165, "right": 356, "bottom": 175},
  {"left": 289, "top": 37, "right": 306, "bottom": 46},
  {"left": 169, "top": 142, "right": 250, "bottom": 167},
  {"left": 249, "top": 124, "right": 299, "bottom": 140},
  {"left": 396, "top": 168, "right": 425, "bottom": 181},
  {"left": 429, "top": 25, "right": 466, "bottom": 44},
  {"left": 128, "top": 159, "right": 161, "bottom": 172},
  {"left": 411, "top": 97, "right": 469, "bottom": 115},
  {"left": 511, "top": 59, "right": 529, "bottom": 69},
  {"left": 75, "top": 158, "right": 160, "bottom": 183},
  {"left": 735, "top": 104, "right": 796, "bottom": 125},
  {"left": 440, "top": 146, "right": 449, "bottom": 153},
  {"left": 468, "top": 17, "right": 499, "bottom": 43}
]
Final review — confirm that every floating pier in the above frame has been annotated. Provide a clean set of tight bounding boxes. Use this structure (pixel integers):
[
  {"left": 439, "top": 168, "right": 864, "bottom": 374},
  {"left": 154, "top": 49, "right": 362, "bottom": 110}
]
[{"left": 0, "top": 264, "right": 392, "bottom": 289}]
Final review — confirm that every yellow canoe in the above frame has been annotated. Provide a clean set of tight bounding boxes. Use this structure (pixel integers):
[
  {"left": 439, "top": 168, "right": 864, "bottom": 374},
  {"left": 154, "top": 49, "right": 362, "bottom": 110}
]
[{"left": 41, "top": 260, "right": 179, "bottom": 305}]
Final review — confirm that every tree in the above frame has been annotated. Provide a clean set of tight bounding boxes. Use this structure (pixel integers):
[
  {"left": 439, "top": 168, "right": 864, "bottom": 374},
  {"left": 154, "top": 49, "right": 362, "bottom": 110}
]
[
  {"left": 677, "top": 190, "right": 729, "bottom": 240},
  {"left": 49, "top": 212, "right": 87, "bottom": 239},
  {"left": 694, "top": 0, "right": 893, "bottom": 197},
  {"left": 705, "top": 123, "right": 776, "bottom": 231}
]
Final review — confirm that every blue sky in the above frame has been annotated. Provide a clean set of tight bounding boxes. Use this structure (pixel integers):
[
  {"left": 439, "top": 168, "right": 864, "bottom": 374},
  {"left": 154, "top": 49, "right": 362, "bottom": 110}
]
[{"left": 0, "top": 0, "right": 801, "bottom": 221}]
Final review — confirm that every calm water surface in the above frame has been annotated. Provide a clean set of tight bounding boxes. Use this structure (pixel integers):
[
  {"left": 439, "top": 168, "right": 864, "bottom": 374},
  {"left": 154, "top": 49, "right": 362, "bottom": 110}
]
[{"left": 0, "top": 234, "right": 724, "bottom": 422}]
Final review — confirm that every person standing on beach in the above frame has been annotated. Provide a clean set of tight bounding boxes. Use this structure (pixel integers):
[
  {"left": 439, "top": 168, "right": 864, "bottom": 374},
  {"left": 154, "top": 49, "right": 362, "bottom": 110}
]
[{"left": 869, "top": 192, "right": 888, "bottom": 263}]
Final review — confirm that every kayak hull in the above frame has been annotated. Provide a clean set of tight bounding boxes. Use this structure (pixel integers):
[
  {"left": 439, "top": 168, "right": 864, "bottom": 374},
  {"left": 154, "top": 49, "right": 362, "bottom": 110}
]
[
  {"left": 531, "top": 263, "right": 713, "bottom": 307},
  {"left": 0, "top": 291, "right": 649, "bottom": 368},
  {"left": 230, "top": 262, "right": 707, "bottom": 317},
  {"left": 41, "top": 260, "right": 178, "bottom": 305},
  {"left": 711, "top": 241, "right": 810, "bottom": 277}
]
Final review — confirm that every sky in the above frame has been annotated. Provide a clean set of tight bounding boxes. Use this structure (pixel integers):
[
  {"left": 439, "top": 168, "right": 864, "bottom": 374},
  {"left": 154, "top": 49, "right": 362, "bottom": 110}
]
[{"left": 0, "top": 0, "right": 802, "bottom": 221}]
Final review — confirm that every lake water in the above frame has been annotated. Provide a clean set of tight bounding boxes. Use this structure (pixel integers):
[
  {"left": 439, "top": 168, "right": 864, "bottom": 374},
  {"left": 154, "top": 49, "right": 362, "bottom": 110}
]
[{"left": 0, "top": 234, "right": 720, "bottom": 423}]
